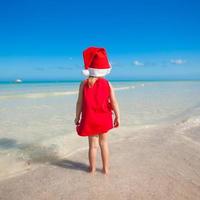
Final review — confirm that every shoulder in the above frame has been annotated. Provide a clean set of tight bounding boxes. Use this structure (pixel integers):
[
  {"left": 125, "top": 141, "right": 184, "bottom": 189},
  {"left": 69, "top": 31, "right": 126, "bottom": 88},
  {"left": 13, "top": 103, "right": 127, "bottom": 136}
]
[
  {"left": 104, "top": 80, "right": 114, "bottom": 94},
  {"left": 107, "top": 81, "right": 113, "bottom": 90},
  {"left": 100, "top": 78, "right": 112, "bottom": 89},
  {"left": 79, "top": 80, "right": 86, "bottom": 91},
  {"left": 101, "top": 78, "right": 111, "bottom": 85},
  {"left": 80, "top": 79, "right": 88, "bottom": 86}
]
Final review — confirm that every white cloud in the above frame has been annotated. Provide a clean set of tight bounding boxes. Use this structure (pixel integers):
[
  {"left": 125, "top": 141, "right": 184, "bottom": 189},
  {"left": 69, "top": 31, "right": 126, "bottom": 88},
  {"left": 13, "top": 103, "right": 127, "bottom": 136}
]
[
  {"left": 133, "top": 60, "right": 144, "bottom": 66},
  {"left": 170, "top": 59, "right": 186, "bottom": 65}
]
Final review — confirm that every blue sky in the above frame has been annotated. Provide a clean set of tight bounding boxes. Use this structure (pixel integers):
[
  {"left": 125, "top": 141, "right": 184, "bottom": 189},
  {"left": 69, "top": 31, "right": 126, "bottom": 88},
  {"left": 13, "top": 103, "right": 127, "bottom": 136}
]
[{"left": 0, "top": 0, "right": 200, "bottom": 81}]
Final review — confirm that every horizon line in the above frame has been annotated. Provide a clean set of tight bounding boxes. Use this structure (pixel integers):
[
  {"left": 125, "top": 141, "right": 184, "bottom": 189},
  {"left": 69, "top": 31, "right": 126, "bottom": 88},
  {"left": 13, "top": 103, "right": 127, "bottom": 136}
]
[{"left": 1, "top": 78, "right": 200, "bottom": 84}]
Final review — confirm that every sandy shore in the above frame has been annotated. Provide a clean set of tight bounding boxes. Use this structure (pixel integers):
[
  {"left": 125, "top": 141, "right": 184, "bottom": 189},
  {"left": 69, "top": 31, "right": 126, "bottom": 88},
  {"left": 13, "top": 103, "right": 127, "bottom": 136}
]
[{"left": 0, "top": 124, "right": 200, "bottom": 200}]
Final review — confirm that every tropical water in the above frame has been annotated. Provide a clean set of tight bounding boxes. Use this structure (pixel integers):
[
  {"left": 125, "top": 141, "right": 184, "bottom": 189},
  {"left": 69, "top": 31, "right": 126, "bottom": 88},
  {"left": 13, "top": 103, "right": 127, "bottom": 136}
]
[{"left": 0, "top": 80, "right": 200, "bottom": 180}]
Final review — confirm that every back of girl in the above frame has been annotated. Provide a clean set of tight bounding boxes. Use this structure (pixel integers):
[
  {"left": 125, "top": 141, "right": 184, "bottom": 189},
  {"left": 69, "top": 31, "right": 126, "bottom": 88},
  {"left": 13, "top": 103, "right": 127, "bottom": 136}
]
[
  {"left": 77, "top": 76, "right": 113, "bottom": 137},
  {"left": 75, "top": 47, "right": 120, "bottom": 175}
]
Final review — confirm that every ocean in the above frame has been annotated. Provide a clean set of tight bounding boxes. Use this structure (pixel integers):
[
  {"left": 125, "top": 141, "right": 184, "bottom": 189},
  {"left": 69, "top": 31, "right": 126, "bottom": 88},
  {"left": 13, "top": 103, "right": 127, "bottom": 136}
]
[{"left": 0, "top": 80, "right": 200, "bottom": 180}]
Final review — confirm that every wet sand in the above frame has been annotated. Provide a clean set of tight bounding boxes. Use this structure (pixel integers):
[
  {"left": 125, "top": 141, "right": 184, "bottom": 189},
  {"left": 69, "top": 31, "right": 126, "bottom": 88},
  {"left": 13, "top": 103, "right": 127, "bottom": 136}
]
[{"left": 0, "top": 124, "right": 200, "bottom": 200}]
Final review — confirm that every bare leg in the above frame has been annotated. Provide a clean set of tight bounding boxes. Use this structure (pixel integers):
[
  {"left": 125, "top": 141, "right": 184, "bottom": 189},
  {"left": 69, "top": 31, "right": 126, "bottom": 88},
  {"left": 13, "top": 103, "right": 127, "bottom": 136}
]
[
  {"left": 99, "top": 132, "right": 109, "bottom": 175},
  {"left": 88, "top": 135, "right": 99, "bottom": 174}
]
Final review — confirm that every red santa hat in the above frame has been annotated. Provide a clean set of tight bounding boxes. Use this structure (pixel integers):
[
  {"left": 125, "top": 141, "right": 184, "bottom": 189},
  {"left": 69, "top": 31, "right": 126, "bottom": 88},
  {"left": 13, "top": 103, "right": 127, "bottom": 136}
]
[{"left": 82, "top": 47, "right": 112, "bottom": 77}]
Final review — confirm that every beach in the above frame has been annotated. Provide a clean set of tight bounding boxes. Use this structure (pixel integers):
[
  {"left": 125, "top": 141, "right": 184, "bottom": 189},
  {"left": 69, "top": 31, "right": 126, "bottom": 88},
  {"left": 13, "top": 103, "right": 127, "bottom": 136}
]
[{"left": 0, "top": 81, "right": 200, "bottom": 199}]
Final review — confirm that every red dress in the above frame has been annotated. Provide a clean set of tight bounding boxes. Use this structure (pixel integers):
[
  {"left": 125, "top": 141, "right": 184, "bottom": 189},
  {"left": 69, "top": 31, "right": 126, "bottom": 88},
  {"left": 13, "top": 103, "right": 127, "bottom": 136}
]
[{"left": 76, "top": 77, "right": 114, "bottom": 136}]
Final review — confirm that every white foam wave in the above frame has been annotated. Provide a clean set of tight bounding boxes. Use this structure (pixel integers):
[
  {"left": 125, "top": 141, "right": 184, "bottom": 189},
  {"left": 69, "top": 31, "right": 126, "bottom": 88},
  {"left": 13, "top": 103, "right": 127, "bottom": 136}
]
[
  {"left": 0, "top": 91, "right": 79, "bottom": 99},
  {"left": 114, "top": 86, "right": 131, "bottom": 91},
  {"left": 0, "top": 85, "right": 141, "bottom": 100},
  {"left": 26, "top": 91, "right": 78, "bottom": 98},
  {"left": 177, "top": 116, "right": 200, "bottom": 132}
]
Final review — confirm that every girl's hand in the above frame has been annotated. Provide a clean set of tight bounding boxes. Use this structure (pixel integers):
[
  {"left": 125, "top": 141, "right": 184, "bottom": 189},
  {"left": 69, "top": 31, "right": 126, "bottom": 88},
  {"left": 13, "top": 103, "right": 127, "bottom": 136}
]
[
  {"left": 114, "top": 117, "right": 120, "bottom": 128},
  {"left": 74, "top": 117, "right": 80, "bottom": 125}
]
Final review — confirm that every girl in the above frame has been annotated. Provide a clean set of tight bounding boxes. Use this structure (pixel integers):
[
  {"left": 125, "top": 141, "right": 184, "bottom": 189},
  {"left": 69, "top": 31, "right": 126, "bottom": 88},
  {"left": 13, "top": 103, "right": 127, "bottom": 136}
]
[{"left": 75, "top": 47, "right": 120, "bottom": 175}]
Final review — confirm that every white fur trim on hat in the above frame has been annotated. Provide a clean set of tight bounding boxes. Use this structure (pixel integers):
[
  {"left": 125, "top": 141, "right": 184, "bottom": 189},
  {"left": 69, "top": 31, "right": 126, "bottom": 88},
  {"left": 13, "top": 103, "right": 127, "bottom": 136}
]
[{"left": 82, "top": 67, "right": 111, "bottom": 77}]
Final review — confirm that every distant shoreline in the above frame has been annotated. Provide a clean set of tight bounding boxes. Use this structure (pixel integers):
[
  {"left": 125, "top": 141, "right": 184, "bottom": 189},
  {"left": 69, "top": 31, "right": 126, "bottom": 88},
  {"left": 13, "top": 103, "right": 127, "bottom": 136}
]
[{"left": 1, "top": 79, "right": 200, "bottom": 84}]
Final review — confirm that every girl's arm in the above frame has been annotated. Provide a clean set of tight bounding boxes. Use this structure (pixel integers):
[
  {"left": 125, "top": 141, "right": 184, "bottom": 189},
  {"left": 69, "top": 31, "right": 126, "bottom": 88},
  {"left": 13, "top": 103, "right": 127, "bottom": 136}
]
[
  {"left": 74, "top": 81, "right": 84, "bottom": 125},
  {"left": 109, "top": 82, "right": 120, "bottom": 127}
]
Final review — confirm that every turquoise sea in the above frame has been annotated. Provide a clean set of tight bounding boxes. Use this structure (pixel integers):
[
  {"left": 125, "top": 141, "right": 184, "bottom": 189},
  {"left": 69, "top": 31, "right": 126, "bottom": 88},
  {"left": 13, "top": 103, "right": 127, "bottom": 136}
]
[{"left": 0, "top": 80, "right": 200, "bottom": 180}]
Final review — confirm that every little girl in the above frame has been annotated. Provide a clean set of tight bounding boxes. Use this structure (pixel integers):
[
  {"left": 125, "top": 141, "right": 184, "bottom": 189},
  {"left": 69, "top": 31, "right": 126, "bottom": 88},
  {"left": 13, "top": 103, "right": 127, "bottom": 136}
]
[{"left": 74, "top": 47, "right": 120, "bottom": 175}]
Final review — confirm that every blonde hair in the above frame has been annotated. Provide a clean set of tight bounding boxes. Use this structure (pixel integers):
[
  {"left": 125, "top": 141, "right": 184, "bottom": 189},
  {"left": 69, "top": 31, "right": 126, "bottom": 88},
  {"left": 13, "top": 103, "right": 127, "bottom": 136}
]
[{"left": 87, "top": 76, "right": 102, "bottom": 87}]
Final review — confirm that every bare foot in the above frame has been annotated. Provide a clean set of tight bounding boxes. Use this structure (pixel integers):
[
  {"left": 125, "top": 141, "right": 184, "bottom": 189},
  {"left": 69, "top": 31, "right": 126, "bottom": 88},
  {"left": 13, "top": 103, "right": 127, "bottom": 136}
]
[
  {"left": 88, "top": 166, "right": 96, "bottom": 175},
  {"left": 102, "top": 168, "right": 109, "bottom": 176}
]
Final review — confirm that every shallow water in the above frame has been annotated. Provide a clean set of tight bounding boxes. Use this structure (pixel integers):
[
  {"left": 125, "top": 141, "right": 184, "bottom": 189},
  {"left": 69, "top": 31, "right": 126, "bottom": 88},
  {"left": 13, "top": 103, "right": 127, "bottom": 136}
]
[{"left": 0, "top": 80, "right": 200, "bottom": 180}]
